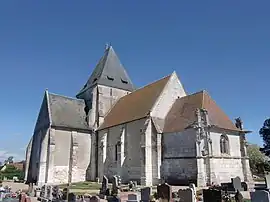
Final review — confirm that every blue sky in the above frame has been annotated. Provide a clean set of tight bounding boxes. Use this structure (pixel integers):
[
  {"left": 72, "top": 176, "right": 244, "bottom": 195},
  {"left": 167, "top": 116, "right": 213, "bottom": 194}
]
[{"left": 0, "top": 1, "right": 269, "bottom": 162}]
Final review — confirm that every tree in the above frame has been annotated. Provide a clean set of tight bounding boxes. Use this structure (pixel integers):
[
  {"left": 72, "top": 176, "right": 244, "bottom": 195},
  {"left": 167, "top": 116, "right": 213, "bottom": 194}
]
[
  {"left": 0, "top": 164, "right": 24, "bottom": 180},
  {"left": 247, "top": 144, "right": 270, "bottom": 174},
  {"left": 260, "top": 118, "right": 270, "bottom": 156}
]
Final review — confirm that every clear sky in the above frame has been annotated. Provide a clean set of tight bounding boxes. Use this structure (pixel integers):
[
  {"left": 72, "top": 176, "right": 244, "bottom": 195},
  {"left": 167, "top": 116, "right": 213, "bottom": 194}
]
[{"left": 0, "top": 1, "right": 269, "bottom": 162}]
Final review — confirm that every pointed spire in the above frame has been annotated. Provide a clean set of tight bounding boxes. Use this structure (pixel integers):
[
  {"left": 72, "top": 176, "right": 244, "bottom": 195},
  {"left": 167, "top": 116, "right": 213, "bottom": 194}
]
[{"left": 77, "top": 45, "right": 135, "bottom": 97}]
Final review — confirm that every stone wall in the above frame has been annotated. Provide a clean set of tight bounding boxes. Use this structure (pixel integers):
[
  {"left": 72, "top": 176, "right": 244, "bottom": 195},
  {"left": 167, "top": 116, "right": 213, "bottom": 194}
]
[
  {"left": 42, "top": 128, "right": 91, "bottom": 185},
  {"left": 209, "top": 131, "right": 244, "bottom": 184},
  {"left": 82, "top": 85, "right": 131, "bottom": 129},
  {"left": 98, "top": 118, "right": 146, "bottom": 184},
  {"left": 24, "top": 137, "right": 33, "bottom": 182},
  {"left": 161, "top": 129, "right": 197, "bottom": 185},
  {"left": 151, "top": 72, "right": 186, "bottom": 119}
]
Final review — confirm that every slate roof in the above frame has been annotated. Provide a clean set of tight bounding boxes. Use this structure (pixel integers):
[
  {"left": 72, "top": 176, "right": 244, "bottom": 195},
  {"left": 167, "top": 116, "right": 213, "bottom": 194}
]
[
  {"left": 77, "top": 46, "right": 135, "bottom": 98},
  {"left": 47, "top": 92, "right": 90, "bottom": 131},
  {"left": 163, "top": 90, "right": 241, "bottom": 133},
  {"left": 98, "top": 75, "right": 171, "bottom": 130}
]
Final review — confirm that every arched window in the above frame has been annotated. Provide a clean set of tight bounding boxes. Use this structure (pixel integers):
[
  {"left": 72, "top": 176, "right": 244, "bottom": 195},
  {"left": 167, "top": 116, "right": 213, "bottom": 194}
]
[{"left": 220, "top": 135, "right": 230, "bottom": 154}]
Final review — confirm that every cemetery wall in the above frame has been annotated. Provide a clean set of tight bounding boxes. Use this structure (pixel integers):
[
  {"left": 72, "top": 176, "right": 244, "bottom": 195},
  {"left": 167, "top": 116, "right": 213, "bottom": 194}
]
[
  {"left": 161, "top": 129, "right": 197, "bottom": 184},
  {"left": 99, "top": 118, "right": 146, "bottom": 183},
  {"left": 150, "top": 72, "right": 186, "bottom": 119}
]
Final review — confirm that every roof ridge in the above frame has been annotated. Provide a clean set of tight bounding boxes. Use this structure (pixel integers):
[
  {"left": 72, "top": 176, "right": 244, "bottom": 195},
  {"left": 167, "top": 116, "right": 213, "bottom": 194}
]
[
  {"left": 135, "top": 74, "right": 171, "bottom": 91},
  {"left": 48, "top": 91, "right": 84, "bottom": 102}
]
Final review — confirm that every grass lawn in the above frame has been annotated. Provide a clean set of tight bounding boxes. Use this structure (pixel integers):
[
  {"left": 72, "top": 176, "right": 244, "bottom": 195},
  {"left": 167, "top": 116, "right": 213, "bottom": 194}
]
[{"left": 58, "top": 181, "right": 109, "bottom": 190}]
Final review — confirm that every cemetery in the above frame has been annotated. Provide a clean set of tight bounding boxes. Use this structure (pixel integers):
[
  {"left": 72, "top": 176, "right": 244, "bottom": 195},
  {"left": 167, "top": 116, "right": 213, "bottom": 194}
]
[{"left": 17, "top": 172, "right": 270, "bottom": 202}]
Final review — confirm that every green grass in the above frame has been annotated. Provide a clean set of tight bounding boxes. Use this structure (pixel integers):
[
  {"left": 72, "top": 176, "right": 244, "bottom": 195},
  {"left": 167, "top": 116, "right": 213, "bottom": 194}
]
[{"left": 58, "top": 181, "right": 110, "bottom": 190}]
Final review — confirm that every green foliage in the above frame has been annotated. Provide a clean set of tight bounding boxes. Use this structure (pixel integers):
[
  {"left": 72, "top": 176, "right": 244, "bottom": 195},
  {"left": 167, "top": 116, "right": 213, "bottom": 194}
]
[
  {"left": 0, "top": 164, "right": 24, "bottom": 180},
  {"left": 247, "top": 144, "right": 270, "bottom": 174},
  {"left": 260, "top": 118, "right": 270, "bottom": 155}
]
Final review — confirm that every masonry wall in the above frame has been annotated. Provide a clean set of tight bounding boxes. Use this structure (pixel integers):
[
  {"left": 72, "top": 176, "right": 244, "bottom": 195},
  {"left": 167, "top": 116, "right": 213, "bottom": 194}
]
[
  {"left": 24, "top": 137, "right": 33, "bottom": 182},
  {"left": 45, "top": 128, "right": 91, "bottom": 185},
  {"left": 151, "top": 72, "right": 186, "bottom": 119},
  {"left": 98, "top": 118, "right": 146, "bottom": 184},
  {"left": 161, "top": 129, "right": 197, "bottom": 185},
  {"left": 209, "top": 131, "right": 244, "bottom": 184}
]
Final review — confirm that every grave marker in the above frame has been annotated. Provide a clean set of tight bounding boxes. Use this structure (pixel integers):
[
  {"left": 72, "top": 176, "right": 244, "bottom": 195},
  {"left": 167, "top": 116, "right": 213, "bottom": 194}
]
[
  {"left": 251, "top": 190, "right": 270, "bottom": 202},
  {"left": 203, "top": 189, "right": 222, "bottom": 202},
  {"left": 157, "top": 183, "right": 172, "bottom": 202},
  {"left": 141, "top": 187, "right": 151, "bottom": 202}
]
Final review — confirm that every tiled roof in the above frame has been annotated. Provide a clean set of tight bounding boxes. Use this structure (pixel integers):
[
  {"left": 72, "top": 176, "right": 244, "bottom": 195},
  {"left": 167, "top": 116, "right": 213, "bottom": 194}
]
[
  {"left": 77, "top": 46, "right": 135, "bottom": 98},
  {"left": 47, "top": 92, "right": 90, "bottom": 131},
  {"left": 163, "top": 90, "right": 240, "bottom": 133},
  {"left": 98, "top": 75, "right": 171, "bottom": 130}
]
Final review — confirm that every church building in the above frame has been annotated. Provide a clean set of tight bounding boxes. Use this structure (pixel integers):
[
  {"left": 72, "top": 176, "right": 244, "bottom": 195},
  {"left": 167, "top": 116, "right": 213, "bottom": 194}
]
[{"left": 25, "top": 45, "right": 253, "bottom": 187}]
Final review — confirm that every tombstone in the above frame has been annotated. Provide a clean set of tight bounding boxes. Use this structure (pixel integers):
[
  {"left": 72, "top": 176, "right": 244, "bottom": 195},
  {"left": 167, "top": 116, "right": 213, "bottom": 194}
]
[
  {"left": 234, "top": 190, "right": 243, "bottom": 202},
  {"left": 46, "top": 185, "right": 52, "bottom": 200},
  {"left": 241, "top": 182, "right": 248, "bottom": 191},
  {"left": 251, "top": 190, "right": 270, "bottom": 202},
  {"left": 203, "top": 189, "right": 222, "bottom": 202},
  {"left": 127, "top": 193, "right": 139, "bottom": 202},
  {"left": 141, "top": 187, "right": 151, "bottom": 202},
  {"left": 265, "top": 174, "right": 270, "bottom": 189},
  {"left": 128, "top": 181, "right": 134, "bottom": 191},
  {"left": 157, "top": 183, "right": 172, "bottom": 202},
  {"left": 111, "top": 176, "right": 119, "bottom": 195},
  {"left": 232, "top": 177, "right": 242, "bottom": 191},
  {"left": 99, "top": 176, "right": 109, "bottom": 198},
  {"left": 178, "top": 188, "right": 195, "bottom": 202},
  {"left": 90, "top": 195, "right": 100, "bottom": 202},
  {"left": 68, "top": 192, "right": 76, "bottom": 202},
  {"left": 108, "top": 195, "right": 121, "bottom": 202},
  {"left": 40, "top": 185, "right": 46, "bottom": 198}
]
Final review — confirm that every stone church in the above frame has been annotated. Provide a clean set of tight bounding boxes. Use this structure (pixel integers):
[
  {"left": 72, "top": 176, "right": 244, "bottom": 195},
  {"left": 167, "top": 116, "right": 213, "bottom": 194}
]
[{"left": 25, "top": 45, "right": 253, "bottom": 187}]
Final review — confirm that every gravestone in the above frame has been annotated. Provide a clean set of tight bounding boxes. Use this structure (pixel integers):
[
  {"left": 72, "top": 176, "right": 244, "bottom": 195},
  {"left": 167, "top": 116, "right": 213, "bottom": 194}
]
[
  {"left": 127, "top": 193, "right": 139, "bottom": 202},
  {"left": 52, "top": 185, "right": 59, "bottom": 201},
  {"left": 157, "top": 183, "right": 172, "bottom": 202},
  {"left": 241, "top": 182, "right": 248, "bottom": 191},
  {"left": 141, "top": 187, "right": 151, "bottom": 202},
  {"left": 68, "top": 192, "right": 76, "bottom": 202},
  {"left": 90, "top": 195, "right": 100, "bottom": 202},
  {"left": 250, "top": 190, "right": 270, "bottom": 202},
  {"left": 178, "top": 188, "right": 195, "bottom": 202},
  {"left": 232, "top": 177, "right": 242, "bottom": 191},
  {"left": 40, "top": 185, "right": 46, "bottom": 198},
  {"left": 128, "top": 181, "right": 134, "bottom": 191},
  {"left": 203, "top": 189, "right": 222, "bottom": 202},
  {"left": 234, "top": 190, "right": 243, "bottom": 202},
  {"left": 46, "top": 185, "right": 52, "bottom": 201},
  {"left": 111, "top": 176, "right": 119, "bottom": 195},
  {"left": 99, "top": 176, "right": 109, "bottom": 198},
  {"left": 108, "top": 195, "right": 121, "bottom": 202},
  {"left": 265, "top": 174, "right": 270, "bottom": 189}
]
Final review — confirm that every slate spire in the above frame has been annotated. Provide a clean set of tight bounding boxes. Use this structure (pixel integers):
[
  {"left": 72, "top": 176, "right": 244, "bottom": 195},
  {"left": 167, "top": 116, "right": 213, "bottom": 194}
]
[{"left": 77, "top": 45, "right": 135, "bottom": 97}]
